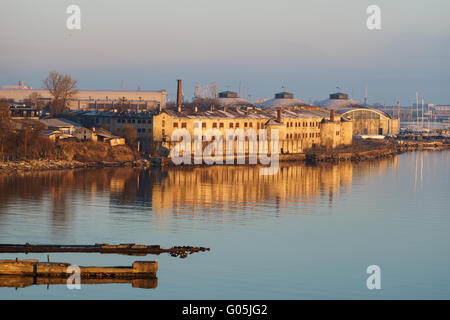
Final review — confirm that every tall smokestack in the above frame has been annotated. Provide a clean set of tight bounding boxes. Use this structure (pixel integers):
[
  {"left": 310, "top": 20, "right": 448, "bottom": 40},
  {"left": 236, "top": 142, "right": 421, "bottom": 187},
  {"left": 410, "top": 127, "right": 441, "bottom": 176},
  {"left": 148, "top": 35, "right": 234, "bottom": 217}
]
[{"left": 177, "top": 79, "right": 182, "bottom": 111}]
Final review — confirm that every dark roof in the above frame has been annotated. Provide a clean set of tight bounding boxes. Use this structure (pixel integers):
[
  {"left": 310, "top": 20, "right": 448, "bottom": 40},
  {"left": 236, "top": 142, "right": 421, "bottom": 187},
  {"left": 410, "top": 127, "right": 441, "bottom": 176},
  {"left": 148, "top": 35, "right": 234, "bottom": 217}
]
[
  {"left": 218, "top": 91, "right": 238, "bottom": 98},
  {"left": 275, "top": 92, "right": 294, "bottom": 99},
  {"left": 160, "top": 106, "right": 329, "bottom": 120}
]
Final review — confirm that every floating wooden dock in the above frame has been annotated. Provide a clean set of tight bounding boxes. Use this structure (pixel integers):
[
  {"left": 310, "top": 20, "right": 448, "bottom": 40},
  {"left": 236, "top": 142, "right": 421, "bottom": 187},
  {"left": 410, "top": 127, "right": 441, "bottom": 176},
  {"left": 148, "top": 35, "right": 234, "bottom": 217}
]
[
  {"left": 0, "top": 259, "right": 157, "bottom": 279},
  {"left": 0, "top": 243, "right": 209, "bottom": 256}
]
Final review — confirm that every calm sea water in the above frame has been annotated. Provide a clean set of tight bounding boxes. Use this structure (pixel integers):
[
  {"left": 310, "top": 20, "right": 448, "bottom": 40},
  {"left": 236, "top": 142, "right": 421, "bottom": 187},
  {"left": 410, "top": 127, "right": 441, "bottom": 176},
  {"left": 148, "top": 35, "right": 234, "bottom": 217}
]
[{"left": 0, "top": 151, "right": 449, "bottom": 299}]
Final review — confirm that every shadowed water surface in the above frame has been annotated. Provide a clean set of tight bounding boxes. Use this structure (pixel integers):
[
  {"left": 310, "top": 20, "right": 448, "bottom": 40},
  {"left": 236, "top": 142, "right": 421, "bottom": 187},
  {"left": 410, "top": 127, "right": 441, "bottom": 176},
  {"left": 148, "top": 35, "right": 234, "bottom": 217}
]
[{"left": 0, "top": 151, "right": 449, "bottom": 299}]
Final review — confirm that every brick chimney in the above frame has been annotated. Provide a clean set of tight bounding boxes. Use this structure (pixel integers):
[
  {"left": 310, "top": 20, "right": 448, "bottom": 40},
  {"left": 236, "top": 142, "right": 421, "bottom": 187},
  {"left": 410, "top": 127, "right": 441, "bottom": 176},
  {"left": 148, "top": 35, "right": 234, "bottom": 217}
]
[
  {"left": 277, "top": 108, "right": 282, "bottom": 122},
  {"left": 176, "top": 79, "right": 182, "bottom": 111},
  {"left": 330, "top": 109, "right": 335, "bottom": 122}
]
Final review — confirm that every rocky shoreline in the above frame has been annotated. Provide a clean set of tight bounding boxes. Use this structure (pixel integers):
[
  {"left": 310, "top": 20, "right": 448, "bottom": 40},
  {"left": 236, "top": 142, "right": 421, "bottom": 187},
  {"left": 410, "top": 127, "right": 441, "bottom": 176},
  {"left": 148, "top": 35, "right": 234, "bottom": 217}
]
[
  {"left": 0, "top": 159, "right": 156, "bottom": 175},
  {"left": 305, "top": 140, "right": 450, "bottom": 163}
]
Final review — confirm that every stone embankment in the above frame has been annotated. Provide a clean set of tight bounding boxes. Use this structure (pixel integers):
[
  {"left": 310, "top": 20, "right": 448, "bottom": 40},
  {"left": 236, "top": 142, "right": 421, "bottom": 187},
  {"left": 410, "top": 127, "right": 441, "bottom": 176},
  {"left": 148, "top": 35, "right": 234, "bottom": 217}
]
[
  {"left": 306, "top": 140, "right": 450, "bottom": 163},
  {"left": 0, "top": 159, "right": 155, "bottom": 175}
]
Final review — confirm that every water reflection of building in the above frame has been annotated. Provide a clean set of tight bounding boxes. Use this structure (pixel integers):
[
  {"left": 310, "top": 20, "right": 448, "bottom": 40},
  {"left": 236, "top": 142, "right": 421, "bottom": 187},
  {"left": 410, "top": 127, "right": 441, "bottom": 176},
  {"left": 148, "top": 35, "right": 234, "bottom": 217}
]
[
  {"left": 150, "top": 163, "right": 355, "bottom": 211},
  {"left": 0, "top": 158, "right": 399, "bottom": 229}
]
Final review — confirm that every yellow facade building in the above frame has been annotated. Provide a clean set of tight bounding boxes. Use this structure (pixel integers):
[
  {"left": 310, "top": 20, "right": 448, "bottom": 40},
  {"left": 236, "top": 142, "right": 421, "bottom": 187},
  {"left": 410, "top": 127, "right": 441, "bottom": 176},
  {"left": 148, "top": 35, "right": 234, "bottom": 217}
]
[{"left": 152, "top": 103, "right": 353, "bottom": 159}]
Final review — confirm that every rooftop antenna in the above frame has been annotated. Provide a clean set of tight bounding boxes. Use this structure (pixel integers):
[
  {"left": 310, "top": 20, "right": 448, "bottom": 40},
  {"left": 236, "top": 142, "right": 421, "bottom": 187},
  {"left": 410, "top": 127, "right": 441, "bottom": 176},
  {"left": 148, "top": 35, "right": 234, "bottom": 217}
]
[{"left": 364, "top": 85, "right": 368, "bottom": 106}]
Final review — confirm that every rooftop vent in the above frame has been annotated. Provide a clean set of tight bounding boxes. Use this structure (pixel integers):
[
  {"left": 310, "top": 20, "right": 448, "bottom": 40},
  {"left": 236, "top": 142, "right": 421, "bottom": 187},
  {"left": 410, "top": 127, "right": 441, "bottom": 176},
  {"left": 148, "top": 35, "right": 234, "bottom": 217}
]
[
  {"left": 218, "top": 91, "right": 238, "bottom": 98},
  {"left": 329, "top": 92, "right": 349, "bottom": 100},
  {"left": 275, "top": 92, "right": 294, "bottom": 99}
]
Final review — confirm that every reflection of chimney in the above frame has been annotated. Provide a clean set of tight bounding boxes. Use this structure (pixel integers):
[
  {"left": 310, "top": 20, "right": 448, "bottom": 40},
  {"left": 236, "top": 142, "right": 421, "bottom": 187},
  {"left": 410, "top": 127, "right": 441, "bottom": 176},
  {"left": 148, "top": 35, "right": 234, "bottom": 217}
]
[
  {"left": 277, "top": 108, "right": 282, "bottom": 122},
  {"left": 330, "top": 109, "right": 335, "bottom": 122},
  {"left": 194, "top": 106, "right": 198, "bottom": 112},
  {"left": 176, "top": 79, "right": 182, "bottom": 111}
]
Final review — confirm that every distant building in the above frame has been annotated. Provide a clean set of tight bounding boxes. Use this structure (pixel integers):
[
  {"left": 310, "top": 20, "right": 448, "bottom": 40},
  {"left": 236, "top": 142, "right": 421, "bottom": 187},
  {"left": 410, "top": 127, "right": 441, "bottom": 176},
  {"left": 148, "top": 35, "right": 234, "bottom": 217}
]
[
  {"left": 38, "top": 118, "right": 82, "bottom": 134},
  {"left": 432, "top": 105, "right": 450, "bottom": 120},
  {"left": 72, "top": 127, "right": 125, "bottom": 146},
  {"left": 9, "top": 106, "right": 42, "bottom": 119},
  {"left": 0, "top": 81, "right": 167, "bottom": 111},
  {"left": 70, "top": 110, "right": 154, "bottom": 139},
  {"left": 318, "top": 93, "right": 400, "bottom": 135}
]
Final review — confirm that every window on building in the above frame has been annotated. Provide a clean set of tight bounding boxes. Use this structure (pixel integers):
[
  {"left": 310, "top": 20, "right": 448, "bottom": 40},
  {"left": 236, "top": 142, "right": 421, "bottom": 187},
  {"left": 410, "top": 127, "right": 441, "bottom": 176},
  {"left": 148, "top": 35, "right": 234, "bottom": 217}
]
[
  {"left": 181, "top": 122, "right": 187, "bottom": 128},
  {"left": 173, "top": 123, "right": 178, "bottom": 128},
  {"left": 202, "top": 123, "right": 206, "bottom": 129},
  {"left": 249, "top": 122, "right": 253, "bottom": 128},
  {"left": 213, "top": 123, "right": 217, "bottom": 128},
  {"left": 162, "top": 120, "right": 165, "bottom": 127},
  {"left": 229, "top": 123, "right": 234, "bottom": 128},
  {"left": 244, "top": 122, "right": 248, "bottom": 128},
  {"left": 220, "top": 123, "right": 224, "bottom": 128},
  {"left": 235, "top": 123, "right": 239, "bottom": 128}
]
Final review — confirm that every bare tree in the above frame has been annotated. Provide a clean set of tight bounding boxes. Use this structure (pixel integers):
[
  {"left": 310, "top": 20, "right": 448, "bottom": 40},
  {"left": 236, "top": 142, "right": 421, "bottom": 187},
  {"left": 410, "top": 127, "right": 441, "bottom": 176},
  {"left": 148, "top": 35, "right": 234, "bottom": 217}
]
[{"left": 42, "top": 71, "right": 78, "bottom": 115}]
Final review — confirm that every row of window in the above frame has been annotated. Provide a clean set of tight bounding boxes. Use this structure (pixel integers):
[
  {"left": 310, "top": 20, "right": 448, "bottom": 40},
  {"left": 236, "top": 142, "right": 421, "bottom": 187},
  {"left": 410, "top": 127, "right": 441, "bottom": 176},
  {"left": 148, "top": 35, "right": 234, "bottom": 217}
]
[
  {"left": 286, "top": 121, "right": 320, "bottom": 128},
  {"left": 286, "top": 132, "right": 321, "bottom": 139},
  {"left": 166, "top": 120, "right": 321, "bottom": 130},
  {"left": 169, "top": 121, "right": 266, "bottom": 130},
  {"left": 117, "top": 118, "right": 152, "bottom": 124},
  {"left": 137, "top": 128, "right": 147, "bottom": 133}
]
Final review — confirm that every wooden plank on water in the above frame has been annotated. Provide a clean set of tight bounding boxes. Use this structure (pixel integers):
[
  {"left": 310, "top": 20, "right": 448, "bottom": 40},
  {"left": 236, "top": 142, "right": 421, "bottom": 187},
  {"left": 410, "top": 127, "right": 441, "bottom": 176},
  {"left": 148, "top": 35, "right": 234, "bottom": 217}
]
[
  {"left": 0, "top": 243, "right": 210, "bottom": 256},
  {"left": 0, "top": 259, "right": 157, "bottom": 278}
]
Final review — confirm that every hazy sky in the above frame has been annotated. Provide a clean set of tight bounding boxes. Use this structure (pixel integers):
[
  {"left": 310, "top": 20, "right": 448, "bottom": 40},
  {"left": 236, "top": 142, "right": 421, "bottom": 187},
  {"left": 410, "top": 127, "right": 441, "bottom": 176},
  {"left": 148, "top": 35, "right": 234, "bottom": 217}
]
[{"left": 1, "top": 0, "right": 449, "bottom": 104}]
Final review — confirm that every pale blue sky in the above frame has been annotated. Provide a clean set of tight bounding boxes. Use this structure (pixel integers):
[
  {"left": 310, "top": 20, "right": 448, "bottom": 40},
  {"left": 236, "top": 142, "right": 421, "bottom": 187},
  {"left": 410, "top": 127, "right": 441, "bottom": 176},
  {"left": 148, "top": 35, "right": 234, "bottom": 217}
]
[{"left": 0, "top": 0, "right": 449, "bottom": 104}]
